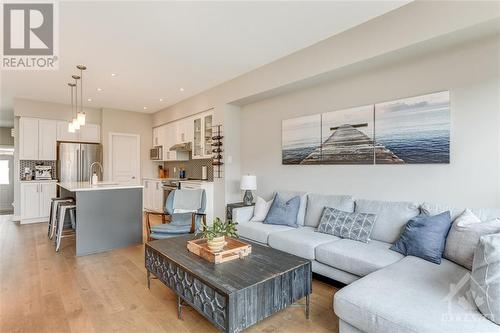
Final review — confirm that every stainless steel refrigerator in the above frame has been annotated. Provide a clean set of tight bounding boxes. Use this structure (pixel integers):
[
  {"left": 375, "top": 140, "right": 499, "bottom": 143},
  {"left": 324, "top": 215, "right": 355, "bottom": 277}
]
[{"left": 57, "top": 142, "right": 102, "bottom": 183}]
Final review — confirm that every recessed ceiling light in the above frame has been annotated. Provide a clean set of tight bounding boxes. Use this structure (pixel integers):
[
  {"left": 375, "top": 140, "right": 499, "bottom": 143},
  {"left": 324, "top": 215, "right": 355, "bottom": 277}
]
[
  {"left": 159, "top": 98, "right": 163, "bottom": 102},
  {"left": 179, "top": 88, "right": 184, "bottom": 92},
  {"left": 87, "top": 98, "right": 92, "bottom": 102},
  {"left": 111, "top": 73, "right": 117, "bottom": 77},
  {"left": 97, "top": 88, "right": 103, "bottom": 92},
  {"left": 143, "top": 106, "right": 148, "bottom": 110}
]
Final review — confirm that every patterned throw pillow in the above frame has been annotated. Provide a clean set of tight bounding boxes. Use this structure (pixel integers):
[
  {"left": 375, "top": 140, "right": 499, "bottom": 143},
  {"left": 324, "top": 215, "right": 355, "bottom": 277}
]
[{"left": 317, "top": 207, "right": 377, "bottom": 243}]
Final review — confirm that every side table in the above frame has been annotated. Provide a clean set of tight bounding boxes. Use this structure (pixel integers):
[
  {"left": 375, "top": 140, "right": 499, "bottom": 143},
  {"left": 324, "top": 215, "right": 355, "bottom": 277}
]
[{"left": 226, "top": 202, "right": 255, "bottom": 221}]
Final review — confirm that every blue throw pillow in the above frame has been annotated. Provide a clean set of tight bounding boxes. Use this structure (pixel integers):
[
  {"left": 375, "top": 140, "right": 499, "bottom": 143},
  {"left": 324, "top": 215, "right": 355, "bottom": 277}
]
[
  {"left": 263, "top": 194, "right": 300, "bottom": 228},
  {"left": 390, "top": 211, "right": 452, "bottom": 264}
]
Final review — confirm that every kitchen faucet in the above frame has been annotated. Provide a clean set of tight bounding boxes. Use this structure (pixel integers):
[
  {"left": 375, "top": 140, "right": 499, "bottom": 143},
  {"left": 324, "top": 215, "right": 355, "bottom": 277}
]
[{"left": 89, "top": 161, "right": 103, "bottom": 184}]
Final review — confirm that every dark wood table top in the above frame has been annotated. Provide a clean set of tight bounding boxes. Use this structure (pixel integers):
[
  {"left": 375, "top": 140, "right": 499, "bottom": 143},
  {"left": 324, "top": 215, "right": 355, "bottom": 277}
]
[{"left": 146, "top": 235, "right": 310, "bottom": 295}]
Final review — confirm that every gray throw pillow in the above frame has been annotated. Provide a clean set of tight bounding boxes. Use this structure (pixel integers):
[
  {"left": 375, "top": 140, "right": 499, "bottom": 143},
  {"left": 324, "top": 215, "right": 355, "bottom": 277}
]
[
  {"left": 470, "top": 233, "right": 500, "bottom": 325},
  {"left": 316, "top": 207, "right": 376, "bottom": 243},
  {"left": 263, "top": 194, "right": 300, "bottom": 228},
  {"left": 390, "top": 211, "right": 452, "bottom": 264},
  {"left": 444, "top": 209, "right": 500, "bottom": 270}
]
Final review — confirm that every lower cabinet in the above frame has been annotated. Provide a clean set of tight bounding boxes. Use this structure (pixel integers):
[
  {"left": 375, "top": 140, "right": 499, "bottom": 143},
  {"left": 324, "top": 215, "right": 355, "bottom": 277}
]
[
  {"left": 143, "top": 179, "right": 164, "bottom": 212},
  {"left": 20, "top": 182, "right": 57, "bottom": 224}
]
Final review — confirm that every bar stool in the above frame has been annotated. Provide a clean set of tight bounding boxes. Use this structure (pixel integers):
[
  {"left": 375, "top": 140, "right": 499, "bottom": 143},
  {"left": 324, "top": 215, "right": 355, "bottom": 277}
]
[
  {"left": 48, "top": 197, "right": 74, "bottom": 240},
  {"left": 55, "top": 202, "right": 76, "bottom": 252}
]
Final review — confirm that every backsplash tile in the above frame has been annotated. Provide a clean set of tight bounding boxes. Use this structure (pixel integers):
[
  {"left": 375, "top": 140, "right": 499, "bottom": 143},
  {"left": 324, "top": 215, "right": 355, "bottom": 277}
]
[
  {"left": 163, "top": 158, "right": 213, "bottom": 181},
  {"left": 20, "top": 160, "right": 56, "bottom": 180}
]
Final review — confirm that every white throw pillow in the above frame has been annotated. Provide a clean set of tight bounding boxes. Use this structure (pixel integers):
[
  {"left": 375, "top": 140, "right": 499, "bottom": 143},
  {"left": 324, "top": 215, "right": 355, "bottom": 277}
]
[
  {"left": 470, "top": 233, "right": 500, "bottom": 325},
  {"left": 444, "top": 209, "right": 500, "bottom": 270},
  {"left": 251, "top": 196, "right": 273, "bottom": 222}
]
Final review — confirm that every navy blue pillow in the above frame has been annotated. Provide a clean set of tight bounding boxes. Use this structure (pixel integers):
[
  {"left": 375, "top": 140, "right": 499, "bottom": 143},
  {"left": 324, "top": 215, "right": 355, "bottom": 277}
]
[
  {"left": 390, "top": 211, "right": 452, "bottom": 264},
  {"left": 263, "top": 194, "right": 300, "bottom": 228}
]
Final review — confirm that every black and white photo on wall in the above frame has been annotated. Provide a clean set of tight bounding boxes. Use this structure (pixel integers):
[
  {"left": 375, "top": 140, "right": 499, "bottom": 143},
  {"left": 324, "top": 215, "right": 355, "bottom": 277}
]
[{"left": 282, "top": 91, "right": 450, "bottom": 165}]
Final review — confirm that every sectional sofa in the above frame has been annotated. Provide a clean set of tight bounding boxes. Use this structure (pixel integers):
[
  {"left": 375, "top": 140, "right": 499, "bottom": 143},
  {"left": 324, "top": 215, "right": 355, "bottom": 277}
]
[{"left": 232, "top": 190, "right": 500, "bottom": 333}]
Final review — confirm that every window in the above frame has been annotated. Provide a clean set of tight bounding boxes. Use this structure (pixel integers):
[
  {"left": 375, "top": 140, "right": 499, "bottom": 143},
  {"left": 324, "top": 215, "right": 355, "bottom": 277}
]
[{"left": 0, "top": 160, "right": 9, "bottom": 185}]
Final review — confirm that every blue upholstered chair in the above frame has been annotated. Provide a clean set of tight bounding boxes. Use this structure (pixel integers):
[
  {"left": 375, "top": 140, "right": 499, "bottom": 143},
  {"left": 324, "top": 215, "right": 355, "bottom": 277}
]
[{"left": 147, "top": 189, "right": 206, "bottom": 240}]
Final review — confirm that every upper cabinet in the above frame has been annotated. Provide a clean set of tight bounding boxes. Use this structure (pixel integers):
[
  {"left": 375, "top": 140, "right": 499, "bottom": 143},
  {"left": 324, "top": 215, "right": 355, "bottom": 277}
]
[
  {"left": 78, "top": 123, "right": 100, "bottom": 143},
  {"left": 151, "top": 110, "right": 213, "bottom": 161},
  {"left": 56, "top": 121, "right": 100, "bottom": 143},
  {"left": 19, "top": 117, "right": 57, "bottom": 160},
  {"left": 192, "top": 111, "right": 213, "bottom": 159}
]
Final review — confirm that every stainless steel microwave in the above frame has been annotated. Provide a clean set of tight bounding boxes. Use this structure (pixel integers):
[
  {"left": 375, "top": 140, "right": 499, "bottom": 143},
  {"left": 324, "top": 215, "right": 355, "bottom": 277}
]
[{"left": 150, "top": 146, "right": 163, "bottom": 160}]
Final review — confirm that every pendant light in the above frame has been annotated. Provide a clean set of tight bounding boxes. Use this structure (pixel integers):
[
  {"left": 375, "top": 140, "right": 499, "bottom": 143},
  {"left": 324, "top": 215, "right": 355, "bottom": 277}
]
[
  {"left": 76, "top": 65, "right": 87, "bottom": 126},
  {"left": 71, "top": 74, "right": 81, "bottom": 130},
  {"left": 67, "top": 82, "right": 76, "bottom": 133}
]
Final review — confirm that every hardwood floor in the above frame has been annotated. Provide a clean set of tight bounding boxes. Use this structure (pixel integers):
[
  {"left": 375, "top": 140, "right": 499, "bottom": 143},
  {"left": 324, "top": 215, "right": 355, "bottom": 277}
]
[{"left": 0, "top": 214, "right": 340, "bottom": 333}]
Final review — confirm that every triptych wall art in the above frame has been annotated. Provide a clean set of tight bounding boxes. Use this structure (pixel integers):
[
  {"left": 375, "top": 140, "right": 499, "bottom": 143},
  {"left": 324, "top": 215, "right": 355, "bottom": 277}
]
[{"left": 282, "top": 91, "right": 450, "bottom": 165}]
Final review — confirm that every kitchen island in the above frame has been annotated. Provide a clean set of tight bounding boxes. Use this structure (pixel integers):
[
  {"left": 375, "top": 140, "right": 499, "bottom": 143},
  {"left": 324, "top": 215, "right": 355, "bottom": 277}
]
[{"left": 57, "top": 182, "right": 143, "bottom": 256}]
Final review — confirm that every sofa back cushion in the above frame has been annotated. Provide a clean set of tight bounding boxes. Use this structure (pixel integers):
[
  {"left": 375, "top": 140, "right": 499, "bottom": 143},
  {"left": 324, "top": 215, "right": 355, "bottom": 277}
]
[
  {"left": 304, "top": 193, "right": 354, "bottom": 227},
  {"left": 421, "top": 202, "right": 500, "bottom": 222},
  {"left": 276, "top": 190, "right": 308, "bottom": 226},
  {"left": 355, "top": 199, "right": 420, "bottom": 243}
]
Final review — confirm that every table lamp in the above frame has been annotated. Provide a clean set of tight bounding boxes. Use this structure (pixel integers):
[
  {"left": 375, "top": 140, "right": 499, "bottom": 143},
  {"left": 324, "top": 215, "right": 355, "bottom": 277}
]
[{"left": 241, "top": 175, "right": 257, "bottom": 206}]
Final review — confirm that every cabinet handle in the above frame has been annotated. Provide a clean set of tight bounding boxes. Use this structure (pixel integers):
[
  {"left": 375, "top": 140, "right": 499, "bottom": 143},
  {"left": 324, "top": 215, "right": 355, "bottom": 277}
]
[{"left": 156, "top": 182, "right": 159, "bottom": 190}]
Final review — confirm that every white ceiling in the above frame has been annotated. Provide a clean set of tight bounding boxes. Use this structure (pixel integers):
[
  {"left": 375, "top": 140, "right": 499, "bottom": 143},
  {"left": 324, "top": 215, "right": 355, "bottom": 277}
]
[{"left": 0, "top": 1, "right": 409, "bottom": 126}]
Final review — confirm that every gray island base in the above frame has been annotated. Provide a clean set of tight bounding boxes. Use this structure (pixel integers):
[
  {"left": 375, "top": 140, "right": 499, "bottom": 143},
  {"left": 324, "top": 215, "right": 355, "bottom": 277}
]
[
  {"left": 145, "top": 235, "right": 312, "bottom": 333},
  {"left": 58, "top": 182, "right": 143, "bottom": 256}
]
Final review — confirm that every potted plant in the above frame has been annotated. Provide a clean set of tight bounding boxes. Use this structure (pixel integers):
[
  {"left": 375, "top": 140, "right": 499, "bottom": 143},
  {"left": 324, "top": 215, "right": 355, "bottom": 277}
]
[{"left": 198, "top": 217, "right": 238, "bottom": 252}]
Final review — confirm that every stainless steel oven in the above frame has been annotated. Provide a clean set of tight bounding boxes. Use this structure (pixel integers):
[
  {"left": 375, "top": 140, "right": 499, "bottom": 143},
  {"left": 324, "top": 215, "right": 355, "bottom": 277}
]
[{"left": 161, "top": 179, "right": 180, "bottom": 207}]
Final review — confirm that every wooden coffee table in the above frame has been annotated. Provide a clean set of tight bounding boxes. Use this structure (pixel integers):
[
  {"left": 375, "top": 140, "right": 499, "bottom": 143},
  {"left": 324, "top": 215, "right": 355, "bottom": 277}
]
[{"left": 145, "top": 235, "right": 312, "bottom": 333}]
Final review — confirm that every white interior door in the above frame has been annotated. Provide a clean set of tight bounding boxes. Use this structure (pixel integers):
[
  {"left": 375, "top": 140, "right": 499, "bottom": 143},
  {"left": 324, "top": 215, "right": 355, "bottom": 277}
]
[
  {"left": 109, "top": 133, "right": 140, "bottom": 184},
  {"left": 0, "top": 153, "right": 14, "bottom": 212}
]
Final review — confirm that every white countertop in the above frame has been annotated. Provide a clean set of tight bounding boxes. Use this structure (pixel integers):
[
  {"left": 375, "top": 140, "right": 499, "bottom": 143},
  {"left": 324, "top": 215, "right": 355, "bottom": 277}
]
[
  {"left": 58, "top": 181, "right": 143, "bottom": 192},
  {"left": 20, "top": 179, "right": 58, "bottom": 183}
]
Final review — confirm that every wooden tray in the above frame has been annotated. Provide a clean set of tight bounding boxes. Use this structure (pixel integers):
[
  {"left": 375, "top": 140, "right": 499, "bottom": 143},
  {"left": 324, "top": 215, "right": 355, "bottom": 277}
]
[{"left": 187, "top": 237, "right": 251, "bottom": 264}]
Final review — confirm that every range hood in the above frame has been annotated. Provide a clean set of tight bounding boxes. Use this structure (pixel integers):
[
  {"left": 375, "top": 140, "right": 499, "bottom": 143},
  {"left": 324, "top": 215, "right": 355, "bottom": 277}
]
[{"left": 169, "top": 142, "right": 192, "bottom": 151}]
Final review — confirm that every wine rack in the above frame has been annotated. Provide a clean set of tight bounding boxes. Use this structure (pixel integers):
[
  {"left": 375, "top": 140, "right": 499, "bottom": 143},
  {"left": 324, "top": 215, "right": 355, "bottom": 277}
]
[{"left": 212, "top": 125, "right": 224, "bottom": 179}]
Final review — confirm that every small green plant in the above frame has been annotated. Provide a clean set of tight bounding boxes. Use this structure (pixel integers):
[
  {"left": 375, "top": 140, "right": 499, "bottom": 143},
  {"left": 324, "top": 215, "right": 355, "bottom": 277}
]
[{"left": 198, "top": 217, "right": 238, "bottom": 241}]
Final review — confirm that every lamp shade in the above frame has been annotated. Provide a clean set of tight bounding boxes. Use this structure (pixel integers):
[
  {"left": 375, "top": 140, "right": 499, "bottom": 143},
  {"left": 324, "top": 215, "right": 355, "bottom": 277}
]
[{"left": 240, "top": 175, "right": 257, "bottom": 190}]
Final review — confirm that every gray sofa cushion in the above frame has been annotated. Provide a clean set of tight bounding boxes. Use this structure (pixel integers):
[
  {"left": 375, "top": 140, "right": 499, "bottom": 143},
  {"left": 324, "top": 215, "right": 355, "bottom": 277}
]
[
  {"left": 276, "top": 190, "right": 308, "bottom": 226},
  {"left": 237, "top": 221, "right": 295, "bottom": 244},
  {"left": 471, "top": 234, "right": 500, "bottom": 325},
  {"left": 268, "top": 226, "right": 339, "bottom": 260},
  {"left": 317, "top": 208, "right": 376, "bottom": 243},
  {"left": 444, "top": 210, "right": 500, "bottom": 270},
  {"left": 316, "top": 239, "right": 403, "bottom": 277},
  {"left": 421, "top": 202, "right": 500, "bottom": 222},
  {"left": 334, "top": 256, "right": 499, "bottom": 333},
  {"left": 355, "top": 199, "right": 420, "bottom": 243},
  {"left": 304, "top": 193, "right": 354, "bottom": 227}
]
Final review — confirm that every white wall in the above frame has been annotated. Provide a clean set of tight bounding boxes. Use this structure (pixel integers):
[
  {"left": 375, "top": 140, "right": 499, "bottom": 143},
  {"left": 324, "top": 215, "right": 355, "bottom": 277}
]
[
  {"left": 101, "top": 108, "right": 155, "bottom": 181},
  {"left": 240, "top": 36, "right": 500, "bottom": 208},
  {"left": 152, "top": 1, "right": 500, "bottom": 217}
]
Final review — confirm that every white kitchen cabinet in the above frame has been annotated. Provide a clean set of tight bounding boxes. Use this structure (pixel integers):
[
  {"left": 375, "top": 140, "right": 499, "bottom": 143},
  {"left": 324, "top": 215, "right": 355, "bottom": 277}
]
[
  {"left": 20, "top": 117, "right": 57, "bottom": 160},
  {"left": 78, "top": 123, "right": 100, "bottom": 143},
  {"left": 56, "top": 121, "right": 78, "bottom": 142},
  {"left": 176, "top": 118, "right": 193, "bottom": 144},
  {"left": 153, "top": 127, "right": 160, "bottom": 146},
  {"left": 143, "top": 179, "right": 164, "bottom": 212},
  {"left": 20, "top": 181, "right": 57, "bottom": 223},
  {"left": 192, "top": 111, "right": 213, "bottom": 159},
  {"left": 38, "top": 119, "right": 57, "bottom": 160},
  {"left": 19, "top": 118, "right": 39, "bottom": 160},
  {"left": 20, "top": 183, "right": 39, "bottom": 219}
]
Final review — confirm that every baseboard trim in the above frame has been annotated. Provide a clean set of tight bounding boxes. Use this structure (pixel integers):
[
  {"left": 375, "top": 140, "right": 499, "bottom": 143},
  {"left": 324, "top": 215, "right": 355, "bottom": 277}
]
[{"left": 20, "top": 217, "right": 48, "bottom": 224}]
